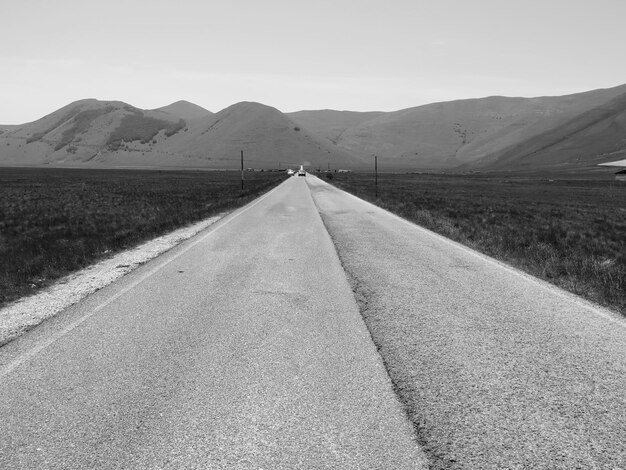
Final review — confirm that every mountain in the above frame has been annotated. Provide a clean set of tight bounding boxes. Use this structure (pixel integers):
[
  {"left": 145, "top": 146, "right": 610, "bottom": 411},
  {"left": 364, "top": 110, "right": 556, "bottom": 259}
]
[
  {"left": 0, "top": 99, "right": 186, "bottom": 166},
  {"left": 157, "top": 101, "right": 361, "bottom": 169},
  {"left": 154, "top": 100, "right": 213, "bottom": 120},
  {"left": 2, "top": 84, "right": 626, "bottom": 172},
  {"left": 467, "top": 92, "right": 626, "bottom": 171},
  {"left": 291, "top": 84, "right": 626, "bottom": 171},
  {"left": 0, "top": 100, "right": 359, "bottom": 169}
]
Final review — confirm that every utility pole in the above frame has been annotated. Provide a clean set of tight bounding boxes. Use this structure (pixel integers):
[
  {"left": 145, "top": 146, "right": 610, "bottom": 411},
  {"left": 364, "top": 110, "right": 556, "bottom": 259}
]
[
  {"left": 241, "top": 150, "right": 244, "bottom": 190},
  {"left": 375, "top": 155, "right": 378, "bottom": 198}
]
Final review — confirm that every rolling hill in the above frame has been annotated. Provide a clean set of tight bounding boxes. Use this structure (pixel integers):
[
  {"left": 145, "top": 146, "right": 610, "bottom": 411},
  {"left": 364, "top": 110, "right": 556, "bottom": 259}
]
[
  {"left": 468, "top": 91, "right": 626, "bottom": 171},
  {"left": 155, "top": 101, "right": 361, "bottom": 169},
  {"left": 293, "top": 84, "right": 626, "bottom": 170},
  {"left": 2, "top": 84, "right": 626, "bottom": 172},
  {"left": 0, "top": 99, "right": 185, "bottom": 166},
  {"left": 0, "top": 100, "right": 360, "bottom": 169},
  {"left": 154, "top": 100, "right": 213, "bottom": 120}
]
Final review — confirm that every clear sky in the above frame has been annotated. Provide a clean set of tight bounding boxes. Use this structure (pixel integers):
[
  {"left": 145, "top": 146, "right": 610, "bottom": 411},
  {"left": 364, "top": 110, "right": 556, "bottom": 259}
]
[{"left": 1, "top": 0, "right": 625, "bottom": 123}]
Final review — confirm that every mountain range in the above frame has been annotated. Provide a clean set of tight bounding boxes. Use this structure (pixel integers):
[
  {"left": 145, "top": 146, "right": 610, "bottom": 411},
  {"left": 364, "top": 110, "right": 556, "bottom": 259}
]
[{"left": 1, "top": 84, "right": 626, "bottom": 172}]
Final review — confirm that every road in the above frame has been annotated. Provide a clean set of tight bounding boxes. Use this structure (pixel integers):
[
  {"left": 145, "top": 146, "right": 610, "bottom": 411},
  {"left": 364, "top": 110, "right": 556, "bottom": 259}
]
[
  {"left": 0, "top": 176, "right": 426, "bottom": 469},
  {"left": 2, "top": 174, "right": 626, "bottom": 469},
  {"left": 308, "top": 175, "right": 626, "bottom": 469}
]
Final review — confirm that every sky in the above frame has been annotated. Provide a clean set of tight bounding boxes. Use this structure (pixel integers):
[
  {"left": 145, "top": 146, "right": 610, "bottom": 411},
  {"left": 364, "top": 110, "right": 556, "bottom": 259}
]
[{"left": 1, "top": 0, "right": 625, "bottom": 123}]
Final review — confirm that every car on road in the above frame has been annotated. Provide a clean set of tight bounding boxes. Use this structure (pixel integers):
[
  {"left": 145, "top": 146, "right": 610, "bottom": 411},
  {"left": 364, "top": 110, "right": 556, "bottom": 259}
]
[{"left": 297, "top": 165, "right": 306, "bottom": 177}]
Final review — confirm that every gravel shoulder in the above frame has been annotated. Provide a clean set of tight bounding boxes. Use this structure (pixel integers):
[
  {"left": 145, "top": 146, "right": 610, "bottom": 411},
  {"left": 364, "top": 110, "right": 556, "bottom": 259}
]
[
  {"left": 308, "top": 175, "right": 626, "bottom": 469},
  {"left": 0, "top": 214, "right": 224, "bottom": 346}
]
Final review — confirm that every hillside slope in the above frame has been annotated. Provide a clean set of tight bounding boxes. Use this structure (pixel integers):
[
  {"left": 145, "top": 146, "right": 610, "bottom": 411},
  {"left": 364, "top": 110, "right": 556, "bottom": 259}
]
[
  {"left": 288, "top": 110, "right": 385, "bottom": 144},
  {"left": 323, "top": 84, "right": 626, "bottom": 170},
  {"left": 470, "top": 92, "right": 626, "bottom": 171},
  {"left": 0, "top": 99, "right": 185, "bottom": 166}
]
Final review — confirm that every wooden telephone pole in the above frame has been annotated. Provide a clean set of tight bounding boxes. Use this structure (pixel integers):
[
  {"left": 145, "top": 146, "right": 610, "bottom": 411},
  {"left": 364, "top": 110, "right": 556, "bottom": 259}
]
[{"left": 375, "top": 155, "right": 378, "bottom": 198}]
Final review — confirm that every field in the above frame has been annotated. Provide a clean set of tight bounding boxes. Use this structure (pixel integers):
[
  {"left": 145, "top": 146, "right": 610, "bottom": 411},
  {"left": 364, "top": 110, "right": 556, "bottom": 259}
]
[
  {"left": 0, "top": 167, "right": 285, "bottom": 307},
  {"left": 326, "top": 172, "right": 626, "bottom": 315}
]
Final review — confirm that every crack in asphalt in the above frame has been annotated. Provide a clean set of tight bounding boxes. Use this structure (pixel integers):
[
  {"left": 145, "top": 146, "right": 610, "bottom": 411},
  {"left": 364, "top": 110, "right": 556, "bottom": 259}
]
[{"left": 310, "top": 190, "right": 437, "bottom": 468}]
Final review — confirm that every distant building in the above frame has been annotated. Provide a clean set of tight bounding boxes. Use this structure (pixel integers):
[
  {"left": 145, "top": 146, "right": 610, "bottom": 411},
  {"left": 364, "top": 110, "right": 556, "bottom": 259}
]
[
  {"left": 337, "top": 169, "right": 351, "bottom": 173},
  {"left": 616, "top": 169, "right": 626, "bottom": 181}
]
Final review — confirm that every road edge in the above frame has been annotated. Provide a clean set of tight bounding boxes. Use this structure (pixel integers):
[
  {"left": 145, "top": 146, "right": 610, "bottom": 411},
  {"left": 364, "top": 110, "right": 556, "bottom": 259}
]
[{"left": 0, "top": 180, "right": 289, "bottom": 351}]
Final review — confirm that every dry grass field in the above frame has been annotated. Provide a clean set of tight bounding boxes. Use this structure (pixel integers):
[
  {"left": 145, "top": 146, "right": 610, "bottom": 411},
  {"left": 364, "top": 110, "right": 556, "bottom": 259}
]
[
  {"left": 327, "top": 172, "right": 626, "bottom": 315},
  {"left": 0, "top": 167, "right": 285, "bottom": 307}
]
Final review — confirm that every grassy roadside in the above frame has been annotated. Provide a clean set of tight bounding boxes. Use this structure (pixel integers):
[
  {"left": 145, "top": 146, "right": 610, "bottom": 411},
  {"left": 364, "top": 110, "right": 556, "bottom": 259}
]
[
  {"left": 325, "top": 172, "right": 626, "bottom": 315},
  {"left": 0, "top": 167, "right": 286, "bottom": 307}
]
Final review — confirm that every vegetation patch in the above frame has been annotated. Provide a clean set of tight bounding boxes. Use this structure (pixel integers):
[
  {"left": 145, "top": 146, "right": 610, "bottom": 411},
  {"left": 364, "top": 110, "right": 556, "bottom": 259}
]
[
  {"left": 26, "top": 106, "right": 83, "bottom": 144},
  {"left": 329, "top": 172, "right": 626, "bottom": 315},
  {"left": 0, "top": 168, "right": 285, "bottom": 306},
  {"left": 54, "top": 107, "right": 115, "bottom": 151},
  {"left": 107, "top": 111, "right": 185, "bottom": 149}
]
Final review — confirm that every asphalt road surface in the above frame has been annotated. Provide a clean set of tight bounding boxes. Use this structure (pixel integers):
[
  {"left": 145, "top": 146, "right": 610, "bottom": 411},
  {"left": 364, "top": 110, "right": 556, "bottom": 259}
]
[
  {"left": 3, "top": 173, "right": 626, "bottom": 469},
  {"left": 0, "top": 176, "right": 426, "bottom": 469},
  {"left": 308, "top": 175, "right": 626, "bottom": 469}
]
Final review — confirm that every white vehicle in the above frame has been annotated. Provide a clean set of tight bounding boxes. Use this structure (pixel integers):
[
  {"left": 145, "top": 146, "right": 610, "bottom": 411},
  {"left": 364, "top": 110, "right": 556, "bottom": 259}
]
[
  {"left": 287, "top": 169, "right": 295, "bottom": 176},
  {"left": 297, "top": 165, "right": 306, "bottom": 177}
]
